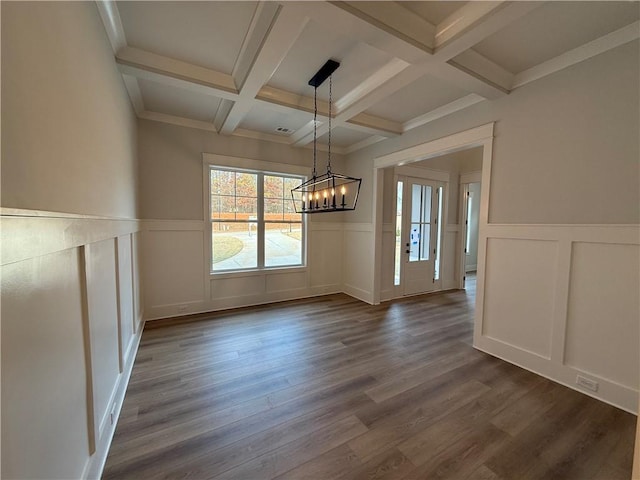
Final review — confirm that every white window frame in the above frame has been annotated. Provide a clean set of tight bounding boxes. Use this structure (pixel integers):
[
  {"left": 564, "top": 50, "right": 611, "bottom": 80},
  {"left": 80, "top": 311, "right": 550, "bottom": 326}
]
[{"left": 203, "top": 154, "right": 309, "bottom": 276}]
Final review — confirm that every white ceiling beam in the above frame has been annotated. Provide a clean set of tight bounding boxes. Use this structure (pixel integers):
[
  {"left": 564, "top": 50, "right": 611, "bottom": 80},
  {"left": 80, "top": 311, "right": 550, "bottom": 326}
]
[
  {"left": 139, "top": 111, "right": 217, "bottom": 132},
  {"left": 343, "top": 135, "right": 386, "bottom": 155},
  {"left": 447, "top": 49, "right": 514, "bottom": 93},
  {"left": 434, "top": 1, "right": 504, "bottom": 51},
  {"left": 333, "top": 1, "right": 436, "bottom": 53},
  {"left": 402, "top": 94, "right": 485, "bottom": 132},
  {"left": 115, "top": 46, "right": 239, "bottom": 100},
  {"left": 512, "top": 20, "right": 640, "bottom": 89},
  {"left": 433, "top": 1, "right": 543, "bottom": 60},
  {"left": 286, "top": 1, "right": 429, "bottom": 64},
  {"left": 334, "top": 57, "right": 410, "bottom": 113},
  {"left": 95, "top": 1, "right": 127, "bottom": 54},
  {"left": 219, "top": 4, "right": 309, "bottom": 135}
]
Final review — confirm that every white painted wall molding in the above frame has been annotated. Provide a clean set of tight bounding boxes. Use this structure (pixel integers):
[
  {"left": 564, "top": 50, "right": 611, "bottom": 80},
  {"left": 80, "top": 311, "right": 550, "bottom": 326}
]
[
  {"left": 83, "top": 314, "right": 144, "bottom": 479},
  {"left": 460, "top": 170, "right": 482, "bottom": 184},
  {"left": 374, "top": 123, "right": 494, "bottom": 169},
  {"left": 475, "top": 336, "right": 638, "bottom": 414},
  {"left": 402, "top": 94, "right": 485, "bottom": 133},
  {"left": 484, "top": 224, "right": 640, "bottom": 244},
  {"left": 145, "top": 284, "right": 341, "bottom": 321},
  {"left": 475, "top": 223, "right": 640, "bottom": 413},
  {"left": 141, "top": 219, "right": 205, "bottom": 232},
  {"left": 343, "top": 283, "right": 375, "bottom": 305},
  {"left": 1, "top": 210, "right": 140, "bottom": 266},
  {"left": 308, "top": 221, "right": 343, "bottom": 232},
  {"left": 395, "top": 165, "right": 450, "bottom": 183},
  {"left": 343, "top": 222, "right": 374, "bottom": 232}
]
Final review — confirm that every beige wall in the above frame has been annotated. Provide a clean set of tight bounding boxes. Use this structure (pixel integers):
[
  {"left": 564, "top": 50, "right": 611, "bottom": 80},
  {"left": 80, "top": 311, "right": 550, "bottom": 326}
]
[
  {"left": 348, "top": 40, "right": 640, "bottom": 226},
  {"left": 2, "top": 1, "right": 138, "bottom": 218},
  {"left": 1, "top": 3, "right": 142, "bottom": 479},
  {"left": 138, "top": 118, "right": 346, "bottom": 221}
]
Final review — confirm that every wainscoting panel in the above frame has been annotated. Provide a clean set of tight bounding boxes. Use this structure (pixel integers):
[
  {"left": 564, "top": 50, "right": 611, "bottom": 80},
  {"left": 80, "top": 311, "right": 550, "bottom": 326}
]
[
  {"left": 116, "top": 235, "right": 135, "bottom": 364},
  {"left": 343, "top": 223, "right": 375, "bottom": 303},
  {"left": 308, "top": 222, "right": 343, "bottom": 288},
  {"left": 1, "top": 209, "right": 143, "bottom": 479},
  {"left": 475, "top": 224, "right": 640, "bottom": 413},
  {"left": 266, "top": 270, "right": 308, "bottom": 293},
  {"left": 565, "top": 242, "right": 640, "bottom": 389},
  {"left": 142, "top": 227, "right": 205, "bottom": 308},
  {"left": 1, "top": 248, "right": 90, "bottom": 480},
  {"left": 211, "top": 273, "right": 266, "bottom": 299},
  {"left": 482, "top": 237, "right": 558, "bottom": 359},
  {"left": 143, "top": 220, "right": 343, "bottom": 319},
  {"left": 85, "top": 239, "right": 121, "bottom": 438}
]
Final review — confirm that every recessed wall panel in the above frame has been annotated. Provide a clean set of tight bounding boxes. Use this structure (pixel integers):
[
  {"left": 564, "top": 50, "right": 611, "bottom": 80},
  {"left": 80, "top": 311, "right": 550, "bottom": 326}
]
[
  {"left": 483, "top": 238, "right": 558, "bottom": 358},
  {"left": 1, "top": 249, "right": 89, "bottom": 479},
  {"left": 85, "top": 239, "right": 121, "bottom": 434},
  {"left": 143, "top": 230, "right": 205, "bottom": 306},
  {"left": 117, "top": 235, "right": 135, "bottom": 357},
  {"left": 565, "top": 242, "right": 640, "bottom": 388},
  {"left": 211, "top": 274, "right": 265, "bottom": 299}
]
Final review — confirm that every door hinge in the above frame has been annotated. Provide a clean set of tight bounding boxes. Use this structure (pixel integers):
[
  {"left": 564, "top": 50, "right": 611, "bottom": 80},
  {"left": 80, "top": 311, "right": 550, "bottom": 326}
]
[{"left": 463, "top": 275, "right": 466, "bottom": 281}]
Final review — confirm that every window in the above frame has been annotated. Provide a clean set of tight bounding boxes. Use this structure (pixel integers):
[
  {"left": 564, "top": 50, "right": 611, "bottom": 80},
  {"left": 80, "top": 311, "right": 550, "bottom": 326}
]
[{"left": 209, "top": 166, "right": 305, "bottom": 272}]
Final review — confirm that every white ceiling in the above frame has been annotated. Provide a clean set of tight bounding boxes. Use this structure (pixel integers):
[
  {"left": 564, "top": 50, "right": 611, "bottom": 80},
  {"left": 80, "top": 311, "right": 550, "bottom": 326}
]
[{"left": 99, "top": 1, "right": 640, "bottom": 154}]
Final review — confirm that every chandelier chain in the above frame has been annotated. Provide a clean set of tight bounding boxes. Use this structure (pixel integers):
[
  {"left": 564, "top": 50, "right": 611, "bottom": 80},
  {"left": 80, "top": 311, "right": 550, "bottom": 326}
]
[
  {"left": 327, "top": 75, "right": 332, "bottom": 174},
  {"left": 313, "top": 86, "right": 318, "bottom": 178}
]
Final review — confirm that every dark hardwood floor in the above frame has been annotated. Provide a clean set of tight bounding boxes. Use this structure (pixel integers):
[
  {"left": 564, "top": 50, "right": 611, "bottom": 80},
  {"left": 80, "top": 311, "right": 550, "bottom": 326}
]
[{"left": 103, "top": 279, "right": 635, "bottom": 479}]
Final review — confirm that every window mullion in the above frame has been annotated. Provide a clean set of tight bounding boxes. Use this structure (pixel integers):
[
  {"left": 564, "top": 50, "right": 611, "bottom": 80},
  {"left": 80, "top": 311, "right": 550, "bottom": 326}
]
[{"left": 257, "top": 173, "right": 265, "bottom": 268}]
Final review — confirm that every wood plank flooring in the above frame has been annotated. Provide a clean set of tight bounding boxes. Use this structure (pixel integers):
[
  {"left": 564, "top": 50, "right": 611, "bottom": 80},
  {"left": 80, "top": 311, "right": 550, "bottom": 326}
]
[{"left": 103, "top": 279, "right": 635, "bottom": 479}]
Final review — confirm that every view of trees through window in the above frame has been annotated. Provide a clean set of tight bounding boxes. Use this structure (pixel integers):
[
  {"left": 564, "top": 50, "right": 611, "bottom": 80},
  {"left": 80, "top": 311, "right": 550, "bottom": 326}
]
[{"left": 210, "top": 168, "right": 304, "bottom": 271}]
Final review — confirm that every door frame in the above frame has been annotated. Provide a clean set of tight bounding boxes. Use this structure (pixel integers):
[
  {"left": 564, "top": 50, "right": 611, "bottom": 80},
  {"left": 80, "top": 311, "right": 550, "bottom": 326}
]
[
  {"left": 371, "top": 123, "right": 494, "bottom": 311},
  {"left": 459, "top": 171, "right": 482, "bottom": 289}
]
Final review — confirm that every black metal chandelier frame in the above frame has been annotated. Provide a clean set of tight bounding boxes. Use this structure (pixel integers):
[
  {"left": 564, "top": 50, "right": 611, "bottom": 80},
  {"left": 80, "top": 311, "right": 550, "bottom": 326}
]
[{"left": 290, "top": 60, "right": 362, "bottom": 214}]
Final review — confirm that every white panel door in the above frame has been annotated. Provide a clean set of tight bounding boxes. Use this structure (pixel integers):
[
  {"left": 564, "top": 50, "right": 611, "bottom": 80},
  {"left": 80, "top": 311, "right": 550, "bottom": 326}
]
[{"left": 402, "top": 177, "right": 441, "bottom": 295}]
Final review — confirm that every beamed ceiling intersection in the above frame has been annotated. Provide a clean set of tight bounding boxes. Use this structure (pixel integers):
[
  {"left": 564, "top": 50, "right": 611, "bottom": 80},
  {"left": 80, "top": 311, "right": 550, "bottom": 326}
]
[{"left": 97, "top": 1, "right": 640, "bottom": 154}]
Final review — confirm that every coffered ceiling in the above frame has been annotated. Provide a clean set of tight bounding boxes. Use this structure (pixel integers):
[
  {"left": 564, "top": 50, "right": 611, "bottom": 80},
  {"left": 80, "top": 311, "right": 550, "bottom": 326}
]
[{"left": 97, "top": 1, "right": 639, "bottom": 153}]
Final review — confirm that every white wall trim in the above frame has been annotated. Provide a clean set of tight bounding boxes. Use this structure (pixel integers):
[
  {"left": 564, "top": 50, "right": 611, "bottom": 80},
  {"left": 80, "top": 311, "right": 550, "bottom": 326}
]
[
  {"left": 373, "top": 123, "right": 494, "bottom": 169},
  {"left": 402, "top": 94, "right": 485, "bottom": 132},
  {"left": 1, "top": 209, "right": 140, "bottom": 266},
  {"left": 475, "top": 223, "right": 640, "bottom": 413},
  {"left": 83, "top": 315, "right": 145, "bottom": 479},
  {"left": 144, "top": 285, "right": 341, "bottom": 321},
  {"left": 395, "top": 165, "right": 450, "bottom": 183},
  {"left": 343, "top": 222, "right": 374, "bottom": 233},
  {"left": 475, "top": 336, "right": 638, "bottom": 415},
  {"left": 460, "top": 170, "right": 482, "bottom": 184}
]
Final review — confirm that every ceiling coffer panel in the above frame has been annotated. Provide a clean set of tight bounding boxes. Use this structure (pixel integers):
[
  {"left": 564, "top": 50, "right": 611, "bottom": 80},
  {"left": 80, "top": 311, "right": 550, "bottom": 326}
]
[
  {"left": 138, "top": 79, "right": 221, "bottom": 123},
  {"left": 117, "top": 1, "right": 258, "bottom": 74}
]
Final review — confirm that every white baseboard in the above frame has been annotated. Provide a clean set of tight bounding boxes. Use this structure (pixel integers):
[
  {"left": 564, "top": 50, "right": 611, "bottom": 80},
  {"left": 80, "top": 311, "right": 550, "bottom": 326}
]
[
  {"left": 475, "top": 335, "right": 638, "bottom": 414},
  {"left": 145, "top": 284, "right": 342, "bottom": 321},
  {"left": 465, "top": 264, "right": 477, "bottom": 273},
  {"left": 343, "top": 283, "right": 374, "bottom": 304},
  {"left": 83, "top": 314, "right": 145, "bottom": 479}
]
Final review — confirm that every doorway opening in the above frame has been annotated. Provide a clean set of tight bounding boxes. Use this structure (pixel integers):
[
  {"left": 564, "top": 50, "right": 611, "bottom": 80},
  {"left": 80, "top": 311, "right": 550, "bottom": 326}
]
[{"left": 371, "top": 123, "right": 494, "bottom": 313}]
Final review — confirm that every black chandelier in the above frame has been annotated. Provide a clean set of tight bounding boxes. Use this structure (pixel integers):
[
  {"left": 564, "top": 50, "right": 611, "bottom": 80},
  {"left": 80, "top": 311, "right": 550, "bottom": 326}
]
[{"left": 291, "top": 60, "right": 362, "bottom": 214}]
